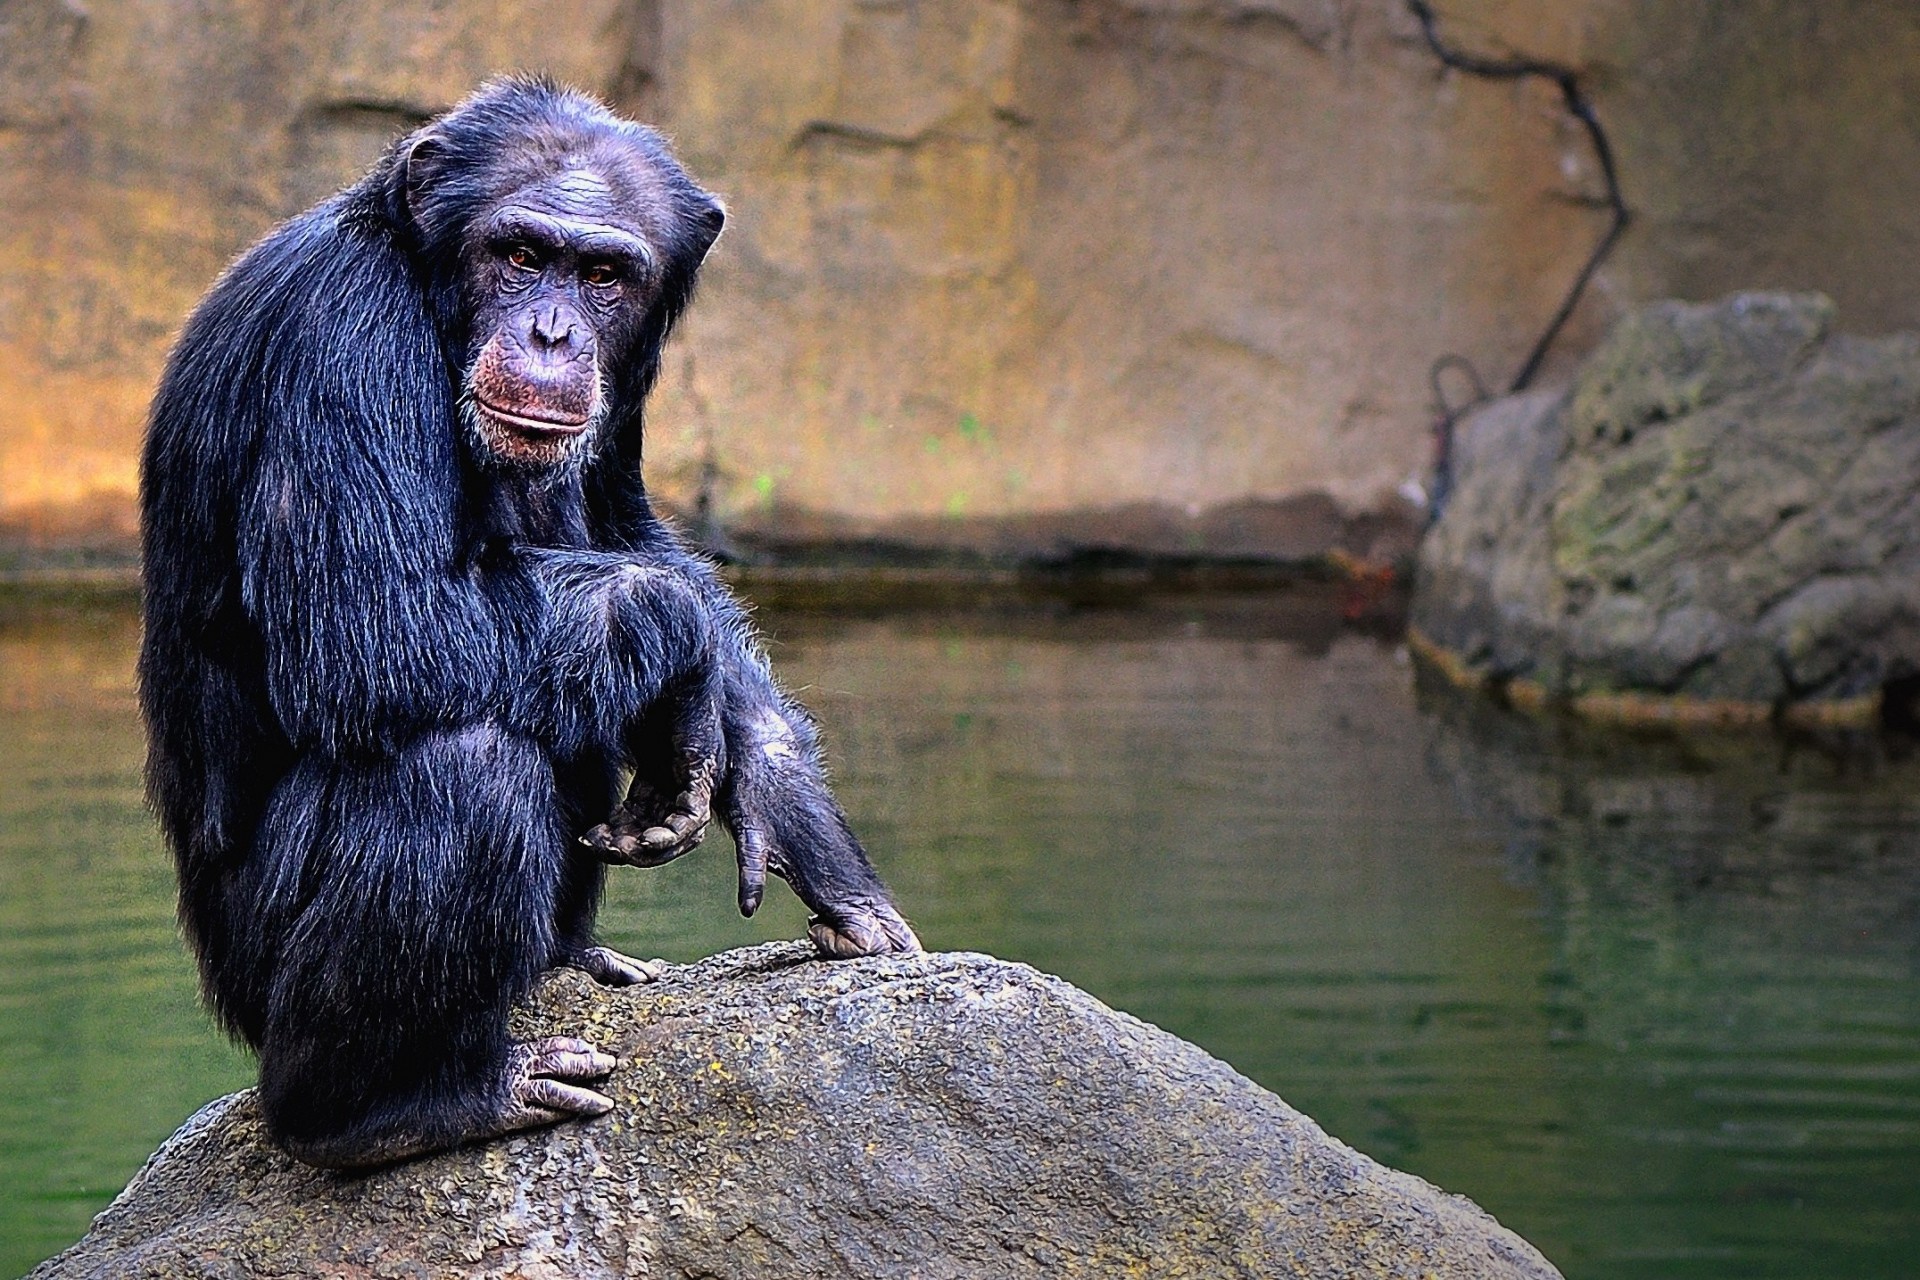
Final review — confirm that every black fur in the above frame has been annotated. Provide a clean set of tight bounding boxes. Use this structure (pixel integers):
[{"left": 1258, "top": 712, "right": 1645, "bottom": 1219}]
[{"left": 139, "top": 78, "right": 912, "bottom": 1168}]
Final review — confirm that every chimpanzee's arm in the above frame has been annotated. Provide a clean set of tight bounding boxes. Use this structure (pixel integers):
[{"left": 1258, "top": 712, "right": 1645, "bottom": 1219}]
[
  {"left": 716, "top": 650, "right": 920, "bottom": 956},
  {"left": 593, "top": 519, "right": 918, "bottom": 957},
  {"left": 508, "top": 548, "right": 725, "bottom": 869}
]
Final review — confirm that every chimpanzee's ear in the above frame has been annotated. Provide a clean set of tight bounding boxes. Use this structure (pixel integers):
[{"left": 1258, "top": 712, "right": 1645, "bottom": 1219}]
[
  {"left": 686, "top": 192, "right": 726, "bottom": 266},
  {"left": 400, "top": 132, "right": 448, "bottom": 225}
]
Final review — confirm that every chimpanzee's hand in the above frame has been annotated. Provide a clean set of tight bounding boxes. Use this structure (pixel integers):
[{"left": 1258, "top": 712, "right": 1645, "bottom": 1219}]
[
  {"left": 580, "top": 672, "right": 722, "bottom": 867},
  {"left": 722, "top": 710, "right": 920, "bottom": 958}
]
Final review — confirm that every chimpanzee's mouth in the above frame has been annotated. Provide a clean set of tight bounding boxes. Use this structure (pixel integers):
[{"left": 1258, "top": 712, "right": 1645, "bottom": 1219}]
[{"left": 475, "top": 399, "right": 591, "bottom": 436}]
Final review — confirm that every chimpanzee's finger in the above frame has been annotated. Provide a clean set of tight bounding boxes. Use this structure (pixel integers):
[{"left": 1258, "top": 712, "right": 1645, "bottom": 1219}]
[
  {"left": 636, "top": 826, "right": 705, "bottom": 855},
  {"left": 807, "top": 900, "right": 922, "bottom": 958},
  {"left": 735, "top": 824, "right": 770, "bottom": 917},
  {"left": 518, "top": 1077, "right": 615, "bottom": 1119},
  {"left": 580, "top": 821, "right": 699, "bottom": 867},
  {"left": 578, "top": 822, "right": 628, "bottom": 857},
  {"left": 521, "top": 1036, "right": 618, "bottom": 1081},
  {"left": 639, "top": 804, "right": 707, "bottom": 848}
]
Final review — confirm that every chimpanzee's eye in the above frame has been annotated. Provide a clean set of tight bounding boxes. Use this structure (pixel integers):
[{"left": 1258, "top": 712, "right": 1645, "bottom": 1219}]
[
  {"left": 582, "top": 262, "right": 620, "bottom": 288},
  {"left": 505, "top": 245, "right": 538, "bottom": 271}
]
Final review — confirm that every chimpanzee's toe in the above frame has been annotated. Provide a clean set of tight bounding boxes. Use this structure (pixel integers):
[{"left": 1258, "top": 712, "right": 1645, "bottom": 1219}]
[{"left": 571, "top": 945, "right": 669, "bottom": 987}]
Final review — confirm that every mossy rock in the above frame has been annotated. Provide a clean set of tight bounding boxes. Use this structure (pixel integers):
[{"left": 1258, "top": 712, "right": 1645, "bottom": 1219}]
[
  {"left": 33, "top": 945, "right": 1560, "bottom": 1279},
  {"left": 1415, "top": 292, "right": 1920, "bottom": 720}
]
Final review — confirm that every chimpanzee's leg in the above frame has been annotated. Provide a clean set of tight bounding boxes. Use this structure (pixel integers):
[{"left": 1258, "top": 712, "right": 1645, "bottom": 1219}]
[
  {"left": 547, "top": 754, "right": 668, "bottom": 987},
  {"left": 248, "top": 724, "right": 616, "bottom": 1169}
]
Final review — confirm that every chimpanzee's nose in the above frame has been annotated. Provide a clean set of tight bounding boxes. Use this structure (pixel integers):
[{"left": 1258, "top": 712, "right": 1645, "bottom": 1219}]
[{"left": 529, "top": 306, "right": 577, "bottom": 352}]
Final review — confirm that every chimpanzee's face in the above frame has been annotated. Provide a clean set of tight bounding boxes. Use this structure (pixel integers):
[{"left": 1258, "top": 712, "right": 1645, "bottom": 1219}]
[{"left": 458, "top": 165, "right": 665, "bottom": 470}]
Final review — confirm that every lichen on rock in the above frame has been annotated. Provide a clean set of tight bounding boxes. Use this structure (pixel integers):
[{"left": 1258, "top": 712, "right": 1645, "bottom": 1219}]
[
  {"left": 33, "top": 944, "right": 1560, "bottom": 1279},
  {"left": 1414, "top": 291, "right": 1920, "bottom": 726}
]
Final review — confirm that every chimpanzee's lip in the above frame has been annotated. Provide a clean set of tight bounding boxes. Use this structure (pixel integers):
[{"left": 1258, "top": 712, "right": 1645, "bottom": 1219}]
[{"left": 475, "top": 399, "right": 591, "bottom": 435}]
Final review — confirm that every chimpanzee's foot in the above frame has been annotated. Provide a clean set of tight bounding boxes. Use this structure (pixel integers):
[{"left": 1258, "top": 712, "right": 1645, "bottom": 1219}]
[
  {"left": 808, "top": 898, "right": 922, "bottom": 959},
  {"left": 275, "top": 1037, "right": 617, "bottom": 1170},
  {"left": 580, "top": 758, "right": 716, "bottom": 867},
  {"left": 570, "top": 945, "right": 669, "bottom": 987},
  {"left": 494, "top": 1036, "right": 618, "bottom": 1134}
]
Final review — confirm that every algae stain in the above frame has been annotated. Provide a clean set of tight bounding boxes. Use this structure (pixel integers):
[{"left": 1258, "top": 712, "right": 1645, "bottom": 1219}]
[{"left": 923, "top": 413, "right": 997, "bottom": 458}]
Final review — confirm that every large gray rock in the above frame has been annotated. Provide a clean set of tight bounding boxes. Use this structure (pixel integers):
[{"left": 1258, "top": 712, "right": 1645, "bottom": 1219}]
[
  {"left": 33, "top": 944, "right": 1560, "bottom": 1280},
  {"left": 1414, "top": 292, "right": 1920, "bottom": 724}
]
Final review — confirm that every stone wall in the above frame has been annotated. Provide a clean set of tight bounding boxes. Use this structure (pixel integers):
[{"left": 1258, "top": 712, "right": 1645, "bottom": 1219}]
[{"left": 5, "top": 0, "right": 1919, "bottom": 564}]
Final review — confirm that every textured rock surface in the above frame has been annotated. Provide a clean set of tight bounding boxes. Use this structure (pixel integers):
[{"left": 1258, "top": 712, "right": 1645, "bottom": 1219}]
[
  {"left": 13, "top": 2, "right": 1920, "bottom": 564},
  {"left": 31, "top": 944, "right": 1561, "bottom": 1280},
  {"left": 1413, "top": 292, "right": 1920, "bottom": 720}
]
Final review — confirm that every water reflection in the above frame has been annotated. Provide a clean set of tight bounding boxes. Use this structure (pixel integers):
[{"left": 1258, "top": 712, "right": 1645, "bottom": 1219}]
[
  {"left": 0, "top": 587, "right": 1915, "bottom": 1278},
  {"left": 0, "top": 600, "right": 257, "bottom": 1273},
  {"left": 1421, "top": 688, "right": 1920, "bottom": 1277}
]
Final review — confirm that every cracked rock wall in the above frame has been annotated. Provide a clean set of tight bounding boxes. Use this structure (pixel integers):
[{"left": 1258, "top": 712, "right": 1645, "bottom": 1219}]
[{"left": 5, "top": 0, "right": 1919, "bottom": 563}]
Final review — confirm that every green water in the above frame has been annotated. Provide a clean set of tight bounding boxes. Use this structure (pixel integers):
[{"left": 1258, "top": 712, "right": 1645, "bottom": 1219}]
[{"left": 3, "top": 586, "right": 1917, "bottom": 1277}]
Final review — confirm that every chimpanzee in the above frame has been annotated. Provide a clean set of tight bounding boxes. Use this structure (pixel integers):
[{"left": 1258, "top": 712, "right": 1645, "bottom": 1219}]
[{"left": 138, "top": 77, "right": 918, "bottom": 1170}]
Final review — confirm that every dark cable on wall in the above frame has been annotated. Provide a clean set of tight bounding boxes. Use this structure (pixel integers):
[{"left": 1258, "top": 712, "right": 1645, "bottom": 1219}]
[{"left": 1407, "top": 0, "right": 1631, "bottom": 519}]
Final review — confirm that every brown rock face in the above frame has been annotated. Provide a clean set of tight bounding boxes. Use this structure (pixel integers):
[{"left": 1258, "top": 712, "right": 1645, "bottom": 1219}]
[
  {"left": 31, "top": 945, "right": 1562, "bottom": 1280},
  {"left": 8, "top": 1, "right": 1920, "bottom": 565}
]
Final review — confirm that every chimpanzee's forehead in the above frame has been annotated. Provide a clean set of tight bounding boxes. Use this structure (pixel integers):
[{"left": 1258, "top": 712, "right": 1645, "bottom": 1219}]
[
  {"left": 501, "top": 169, "right": 622, "bottom": 229},
  {"left": 490, "top": 140, "right": 676, "bottom": 238}
]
